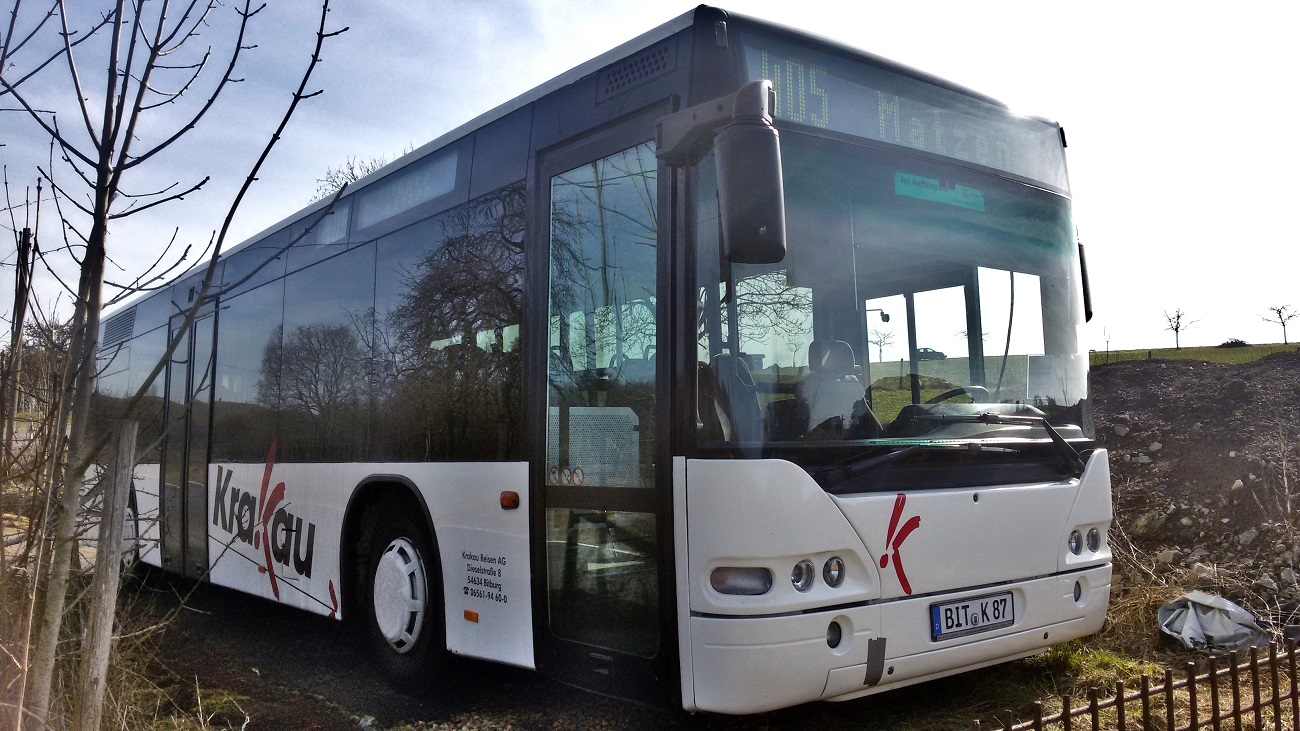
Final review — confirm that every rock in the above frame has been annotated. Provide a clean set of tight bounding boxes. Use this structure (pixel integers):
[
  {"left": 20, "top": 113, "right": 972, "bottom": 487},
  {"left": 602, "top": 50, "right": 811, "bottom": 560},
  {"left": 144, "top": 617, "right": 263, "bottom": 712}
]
[
  {"left": 1230, "top": 451, "right": 1238, "bottom": 458},
  {"left": 1136, "top": 455, "right": 1153, "bottom": 464},
  {"left": 1180, "top": 517, "right": 1194, "bottom": 527},
  {"left": 1113, "top": 424, "right": 1130, "bottom": 436},
  {"left": 1149, "top": 442, "right": 1162, "bottom": 451},
  {"left": 1231, "top": 479, "right": 1244, "bottom": 490},
  {"left": 1156, "top": 549, "right": 1180, "bottom": 564},
  {"left": 1238, "top": 528, "right": 1260, "bottom": 547},
  {"left": 1257, "top": 575, "right": 1279, "bottom": 593},
  {"left": 1191, "top": 562, "right": 1216, "bottom": 582},
  {"left": 1224, "top": 379, "right": 1250, "bottom": 401},
  {"left": 1283, "top": 568, "right": 1298, "bottom": 585},
  {"left": 1128, "top": 511, "right": 1167, "bottom": 537}
]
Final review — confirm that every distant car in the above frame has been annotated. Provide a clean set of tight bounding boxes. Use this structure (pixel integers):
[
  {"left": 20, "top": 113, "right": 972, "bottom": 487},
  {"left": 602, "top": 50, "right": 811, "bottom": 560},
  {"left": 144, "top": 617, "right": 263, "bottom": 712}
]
[{"left": 916, "top": 347, "right": 946, "bottom": 360}]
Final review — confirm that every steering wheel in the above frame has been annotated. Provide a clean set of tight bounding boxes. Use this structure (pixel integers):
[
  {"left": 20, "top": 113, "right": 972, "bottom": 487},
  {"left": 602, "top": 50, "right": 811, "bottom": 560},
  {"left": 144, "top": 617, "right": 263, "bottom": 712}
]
[{"left": 925, "top": 385, "right": 990, "bottom": 404}]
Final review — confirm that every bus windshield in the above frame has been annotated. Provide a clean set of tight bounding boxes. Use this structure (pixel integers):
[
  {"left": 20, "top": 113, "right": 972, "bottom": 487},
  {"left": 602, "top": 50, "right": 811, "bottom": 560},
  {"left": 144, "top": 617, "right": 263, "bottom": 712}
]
[{"left": 694, "top": 131, "right": 1089, "bottom": 450}]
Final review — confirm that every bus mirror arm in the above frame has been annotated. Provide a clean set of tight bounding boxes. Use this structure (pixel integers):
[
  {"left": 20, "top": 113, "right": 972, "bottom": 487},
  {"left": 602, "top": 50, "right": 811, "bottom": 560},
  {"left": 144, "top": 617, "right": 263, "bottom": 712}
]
[
  {"left": 1078, "top": 242, "right": 1093, "bottom": 322},
  {"left": 656, "top": 80, "right": 788, "bottom": 265}
]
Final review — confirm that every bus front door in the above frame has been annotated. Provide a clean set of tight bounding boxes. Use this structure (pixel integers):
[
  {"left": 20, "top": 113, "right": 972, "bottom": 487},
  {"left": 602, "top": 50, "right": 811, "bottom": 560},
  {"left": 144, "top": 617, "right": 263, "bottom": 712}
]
[
  {"left": 159, "top": 311, "right": 214, "bottom": 579},
  {"left": 534, "top": 114, "right": 675, "bottom": 706}
]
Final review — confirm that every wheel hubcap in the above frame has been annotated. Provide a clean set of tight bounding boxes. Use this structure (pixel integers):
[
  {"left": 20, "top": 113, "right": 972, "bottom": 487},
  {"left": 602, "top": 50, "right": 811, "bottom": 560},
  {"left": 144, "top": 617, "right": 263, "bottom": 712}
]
[{"left": 372, "top": 537, "right": 427, "bottom": 653}]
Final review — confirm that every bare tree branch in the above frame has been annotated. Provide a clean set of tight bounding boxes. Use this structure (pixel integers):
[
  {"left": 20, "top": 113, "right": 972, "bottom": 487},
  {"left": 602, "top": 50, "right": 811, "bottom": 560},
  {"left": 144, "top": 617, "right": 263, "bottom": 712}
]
[
  {"left": 56, "top": 0, "right": 108, "bottom": 150},
  {"left": 120, "top": 0, "right": 259, "bottom": 172},
  {"left": 0, "top": 3, "right": 116, "bottom": 98},
  {"left": 108, "top": 175, "right": 208, "bottom": 218}
]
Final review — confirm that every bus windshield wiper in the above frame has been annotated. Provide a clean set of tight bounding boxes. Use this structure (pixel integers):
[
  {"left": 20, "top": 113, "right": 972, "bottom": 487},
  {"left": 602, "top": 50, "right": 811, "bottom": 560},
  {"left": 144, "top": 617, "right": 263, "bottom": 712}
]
[
  {"left": 914, "top": 412, "right": 1087, "bottom": 477},
  {"left": 817, "top": 442, "right": 1018, "bottom": 491}
]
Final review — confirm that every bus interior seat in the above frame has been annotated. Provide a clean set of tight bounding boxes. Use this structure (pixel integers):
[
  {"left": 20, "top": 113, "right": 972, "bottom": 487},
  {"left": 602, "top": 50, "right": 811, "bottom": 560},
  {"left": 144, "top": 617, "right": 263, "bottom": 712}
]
[
  {"left": 798, "top": 340, "right": 876, "bottom": 434},
  {"left": 710, "top": 353, "right": 764, "bottom": 442},
  {"left": 696, "top": 362, "right": 726, "bottom": 441}
]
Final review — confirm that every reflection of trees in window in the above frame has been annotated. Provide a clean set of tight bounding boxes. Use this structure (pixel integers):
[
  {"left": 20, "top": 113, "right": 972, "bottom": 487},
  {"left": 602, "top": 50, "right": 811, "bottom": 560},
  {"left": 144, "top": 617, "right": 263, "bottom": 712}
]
[
  {"left": 258, "top": 323, "right": 367, "bottom": 455},
  {"left": 549, "top": 144, "right": 657, "bottom": 376},
  {"left": 699, "top": 271, "right": 813, "bottom": 358},
  {"left": 546, "top": 144, "right": 659, "bottom": 488},
  {"left": 379, "top": 183, "right": 525, "bottom": 461}
]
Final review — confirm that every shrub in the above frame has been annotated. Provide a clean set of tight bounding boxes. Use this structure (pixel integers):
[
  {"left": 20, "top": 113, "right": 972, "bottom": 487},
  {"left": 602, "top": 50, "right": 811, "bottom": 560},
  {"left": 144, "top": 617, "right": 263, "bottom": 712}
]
[{"left": 1217, "top": 338, "right": 1249, "bottom": 348}]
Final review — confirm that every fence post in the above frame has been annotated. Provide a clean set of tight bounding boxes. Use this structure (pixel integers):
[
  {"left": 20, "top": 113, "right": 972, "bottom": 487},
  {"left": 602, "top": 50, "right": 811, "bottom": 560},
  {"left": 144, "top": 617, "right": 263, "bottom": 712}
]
[
  {"left": 1062, "top": 694, "right": 1071, "bottom": 731},
  {"left": 1231, "top": 650, "right": 1242, "bottom": 730},
  {"left": 1088, "top": 687, "right": 1100, "bottom": 731},
  {"left": 1165, "top": 667, "right": 1175, "bottom": 731},
  {"left": 1115, "top": 680, "right": 1126, "bottom": 730},
  {"left": 1187, "top": 661, "right": 1199, "bottom": 730},
  {"left": 1141, "top": 674, "right": 1151, "bottom": 729},
  {"left": 1270, "top": 643, "right": 1281, "bottom": 731},
  {"left": 1289, "top": 641, "right": 1298, "bottom": 731},
  {"left": 1209, "top": 655, "right": 1220, "bottom": 730},
  {"left": 1251, "top": 647, "right": 1262, "bottom": 730},
  {"left": 1033, "top": 700, "right": 1044, "bottom": 731},
  {"left": 75, "top": 420, "right": 138, "bottom": 731}
]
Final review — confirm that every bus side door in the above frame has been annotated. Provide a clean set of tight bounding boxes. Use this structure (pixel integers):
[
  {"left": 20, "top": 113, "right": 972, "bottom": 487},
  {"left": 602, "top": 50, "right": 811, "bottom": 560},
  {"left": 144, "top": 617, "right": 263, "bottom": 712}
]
[
  {"left": 533, "top": 110, "right": 676, "bottom": 706},
  {"left": 159, "top": 309, "right": 214, "bottom": 579}
]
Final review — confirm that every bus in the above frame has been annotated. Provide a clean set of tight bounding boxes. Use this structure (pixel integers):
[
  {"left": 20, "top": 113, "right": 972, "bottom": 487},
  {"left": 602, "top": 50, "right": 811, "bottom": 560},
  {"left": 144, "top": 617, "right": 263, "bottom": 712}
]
[{"left": 94, "top": 6, "right": 1110, "bottom": 714}]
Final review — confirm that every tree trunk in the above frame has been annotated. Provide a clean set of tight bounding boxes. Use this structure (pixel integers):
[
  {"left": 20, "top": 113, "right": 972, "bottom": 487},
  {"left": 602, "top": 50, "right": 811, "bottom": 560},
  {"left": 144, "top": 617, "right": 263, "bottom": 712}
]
[
  {"left": 75, "top": 421, "right": 137, "bottom": 731},
  {"left": 24, "top": 160, "right": 112, "bottom": 731}
]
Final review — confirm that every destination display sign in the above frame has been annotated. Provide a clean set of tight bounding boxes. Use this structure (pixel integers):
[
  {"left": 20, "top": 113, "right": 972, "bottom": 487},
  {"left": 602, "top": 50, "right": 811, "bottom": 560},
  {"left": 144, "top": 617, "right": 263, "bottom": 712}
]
[{"left": 741, "top": 34, "right": 1068, "bottom": 192}]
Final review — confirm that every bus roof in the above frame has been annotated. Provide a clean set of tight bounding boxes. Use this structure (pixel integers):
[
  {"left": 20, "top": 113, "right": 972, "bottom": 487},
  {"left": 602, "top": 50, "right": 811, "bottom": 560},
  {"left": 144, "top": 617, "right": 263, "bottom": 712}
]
[{"left": 111, "top": 5, "right": 1053, "bottom": 316}]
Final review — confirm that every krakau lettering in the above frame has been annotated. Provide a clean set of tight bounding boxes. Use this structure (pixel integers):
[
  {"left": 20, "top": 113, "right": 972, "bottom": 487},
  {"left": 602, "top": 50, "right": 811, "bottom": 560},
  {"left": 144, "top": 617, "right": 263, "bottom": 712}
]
[
  {"left": 209, "top": 448, "right": 318, "bottom": 590},
  {"left": 212, "top": 467, "right": 233, "bottom": 529}
]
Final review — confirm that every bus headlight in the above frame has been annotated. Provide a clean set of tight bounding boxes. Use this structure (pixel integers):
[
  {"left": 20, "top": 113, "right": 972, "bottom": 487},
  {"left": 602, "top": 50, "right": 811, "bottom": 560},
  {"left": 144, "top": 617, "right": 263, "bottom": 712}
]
[
  {"left": 710, "top": 567, "right": 773, "bottom": 595},
  {"left": 1068, "top": 529, "right": 1083, "bottom": 555},
  {"left": 823, "top": 556, "right": 845, "bottom": 587},
  {"left": 791, "top": 560, "right": 815, "bottom": 592},
  {"left": 1086, "top": 528, "right": 1102, "bottom": 552}
]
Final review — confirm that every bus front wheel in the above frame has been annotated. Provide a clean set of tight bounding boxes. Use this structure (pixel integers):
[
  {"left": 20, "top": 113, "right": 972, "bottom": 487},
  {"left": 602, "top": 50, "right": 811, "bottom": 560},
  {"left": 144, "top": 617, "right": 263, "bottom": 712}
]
[{"left": 362, "top": 506, "right": 447, "bottom": 694}]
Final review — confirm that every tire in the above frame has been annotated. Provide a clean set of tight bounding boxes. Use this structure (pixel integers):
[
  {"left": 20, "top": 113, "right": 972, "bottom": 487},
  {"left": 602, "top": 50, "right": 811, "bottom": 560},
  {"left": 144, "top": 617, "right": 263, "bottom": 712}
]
[
  {"left": 360, "top": 505, "right": 447, "bottom": 694},
  {"left": 120, "top": 497, "right": 142, "bottom": 581}
]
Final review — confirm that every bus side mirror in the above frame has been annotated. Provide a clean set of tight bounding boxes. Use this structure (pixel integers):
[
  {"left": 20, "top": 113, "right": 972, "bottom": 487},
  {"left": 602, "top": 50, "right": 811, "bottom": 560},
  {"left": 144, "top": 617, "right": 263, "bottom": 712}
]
[{"left": 714, "top": 81, "right": 787, "bottom": 264}]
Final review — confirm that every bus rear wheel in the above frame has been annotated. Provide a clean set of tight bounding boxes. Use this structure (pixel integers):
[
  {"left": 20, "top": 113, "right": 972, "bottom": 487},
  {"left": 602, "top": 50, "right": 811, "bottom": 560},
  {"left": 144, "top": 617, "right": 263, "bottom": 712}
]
[{"left": 361, "top": 506, "right": 447, "bottom": 694}]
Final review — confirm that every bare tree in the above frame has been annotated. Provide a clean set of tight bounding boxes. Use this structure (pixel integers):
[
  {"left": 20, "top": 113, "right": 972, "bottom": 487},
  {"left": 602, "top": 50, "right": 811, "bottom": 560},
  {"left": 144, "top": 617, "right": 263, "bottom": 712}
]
[
  {"left": 1262, "top": 305, "right": 1296, "bottom": 345},
  {"left": 0, "top": 2, "right": 345, "bottom": 727},
  {"left": 1163, "top": 308, "right": 1198, "bottom": 350},
  {"left": 868, "top": 326, "right": 894, "bottom": 362},
  {"left": 311, "top": 147, "right": 411, "bottom": 202}
]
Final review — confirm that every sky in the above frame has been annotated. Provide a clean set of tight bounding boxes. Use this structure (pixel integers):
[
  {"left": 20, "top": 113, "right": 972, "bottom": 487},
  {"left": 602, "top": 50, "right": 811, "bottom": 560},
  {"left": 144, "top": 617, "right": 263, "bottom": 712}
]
[{"left": 2, "top": 0, "right": 1298, "bottom": 353}]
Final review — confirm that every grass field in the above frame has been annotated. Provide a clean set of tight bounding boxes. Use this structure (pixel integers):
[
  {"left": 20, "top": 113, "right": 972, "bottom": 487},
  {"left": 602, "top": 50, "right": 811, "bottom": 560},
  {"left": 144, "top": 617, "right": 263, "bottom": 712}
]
[{"left": 1090, "top": 342, "right": 1299, "bottom": 366}]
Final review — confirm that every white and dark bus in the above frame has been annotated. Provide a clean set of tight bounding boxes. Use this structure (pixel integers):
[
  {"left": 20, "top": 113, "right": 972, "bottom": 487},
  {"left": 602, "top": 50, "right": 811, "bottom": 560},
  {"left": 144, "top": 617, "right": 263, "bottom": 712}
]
[{"left": 95, "top": 6, "right": 1110, "bottom": 714}]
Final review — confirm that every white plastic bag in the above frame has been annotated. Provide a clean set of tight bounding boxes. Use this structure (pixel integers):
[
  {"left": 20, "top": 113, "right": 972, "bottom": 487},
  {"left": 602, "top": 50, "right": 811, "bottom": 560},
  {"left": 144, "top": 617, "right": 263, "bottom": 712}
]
[{"left": 1157, "top": 590, "right": 1269, "bottom": 653}]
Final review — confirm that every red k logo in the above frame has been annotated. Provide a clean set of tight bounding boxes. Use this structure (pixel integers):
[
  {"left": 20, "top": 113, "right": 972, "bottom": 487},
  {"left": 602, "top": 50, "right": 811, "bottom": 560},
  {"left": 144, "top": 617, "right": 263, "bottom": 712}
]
[{"left": 880, "top": 493, "right": 921, "bottom": 595}]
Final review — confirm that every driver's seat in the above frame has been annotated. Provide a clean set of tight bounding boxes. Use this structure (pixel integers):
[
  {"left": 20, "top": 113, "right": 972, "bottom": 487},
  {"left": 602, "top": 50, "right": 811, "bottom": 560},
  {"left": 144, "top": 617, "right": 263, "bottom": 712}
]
[{"left": 798, "top": 340, "right": 867, "bottom": 432}]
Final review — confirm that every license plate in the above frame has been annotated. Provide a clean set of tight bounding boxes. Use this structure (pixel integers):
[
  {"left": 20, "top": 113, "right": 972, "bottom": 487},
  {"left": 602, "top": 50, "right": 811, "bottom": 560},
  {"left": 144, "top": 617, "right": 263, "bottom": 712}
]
[{"left": 930, "top": 591, "right": 1014, "bottom": 640}]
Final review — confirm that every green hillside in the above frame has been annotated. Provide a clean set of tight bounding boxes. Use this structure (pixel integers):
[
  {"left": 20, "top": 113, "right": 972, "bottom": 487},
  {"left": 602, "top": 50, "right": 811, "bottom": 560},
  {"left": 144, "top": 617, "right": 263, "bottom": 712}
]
[{"left": 1091, "top": 342, "right": 1298, "bottom": 366}]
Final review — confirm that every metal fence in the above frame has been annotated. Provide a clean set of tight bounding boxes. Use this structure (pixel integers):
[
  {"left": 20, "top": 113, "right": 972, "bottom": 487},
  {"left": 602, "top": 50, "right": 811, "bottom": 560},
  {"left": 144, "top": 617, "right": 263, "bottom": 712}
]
[{"left": 973, "top": 642, "right": 1298, "bottom": 730}]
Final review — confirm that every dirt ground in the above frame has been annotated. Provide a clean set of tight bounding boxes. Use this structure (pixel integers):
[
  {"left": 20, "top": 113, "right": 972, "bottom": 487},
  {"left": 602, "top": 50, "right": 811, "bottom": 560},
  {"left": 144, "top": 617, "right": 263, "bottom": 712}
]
[
  {"left": 1092, "top": 351, "right": 1300, "bottom": 605},
  {"left": 140, "top": 352, "right": 1300, "bottom": 729}
]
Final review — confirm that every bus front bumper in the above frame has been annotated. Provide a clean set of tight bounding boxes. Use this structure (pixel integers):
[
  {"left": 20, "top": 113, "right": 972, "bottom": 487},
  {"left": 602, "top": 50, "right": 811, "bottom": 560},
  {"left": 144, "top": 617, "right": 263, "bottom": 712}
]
[{"left": 687, "top": 564, "right": 1110, "bottom": 714}]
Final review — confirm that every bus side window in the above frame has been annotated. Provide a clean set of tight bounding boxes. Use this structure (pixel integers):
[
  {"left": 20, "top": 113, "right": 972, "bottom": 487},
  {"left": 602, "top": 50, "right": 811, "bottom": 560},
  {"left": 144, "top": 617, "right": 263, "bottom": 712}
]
[{"left": 545, "top": 142, "right": 658, "bottom": 489}]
